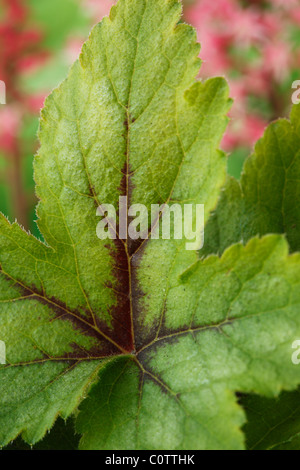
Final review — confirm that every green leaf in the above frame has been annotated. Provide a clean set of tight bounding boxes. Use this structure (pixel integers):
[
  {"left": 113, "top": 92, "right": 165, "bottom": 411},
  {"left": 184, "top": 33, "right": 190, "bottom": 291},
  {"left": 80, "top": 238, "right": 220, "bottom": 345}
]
[
  {"left": 201, "top": 104, "right": 300, "bottom": 450},
  {"left": 5, "top": 418, "right": 80, "bottom": 450},
  {"left": 0, "top": 0, "right": 300, "bottom": 450},
  {"left": 77, "top": 235, "right": 300, "bottom": 450},
  {"left": 201, "top": 106, "right": 300, "bottom": 257},
  {"left": 241, "top": 390, "right": 300, "bottom": 450}
]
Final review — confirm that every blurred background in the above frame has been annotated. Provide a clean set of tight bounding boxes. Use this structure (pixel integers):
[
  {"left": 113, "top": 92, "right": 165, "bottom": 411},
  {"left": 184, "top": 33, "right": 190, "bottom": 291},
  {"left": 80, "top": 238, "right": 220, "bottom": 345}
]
[{"left": 0, "top": 0, "right": 300, "bottom": 237}]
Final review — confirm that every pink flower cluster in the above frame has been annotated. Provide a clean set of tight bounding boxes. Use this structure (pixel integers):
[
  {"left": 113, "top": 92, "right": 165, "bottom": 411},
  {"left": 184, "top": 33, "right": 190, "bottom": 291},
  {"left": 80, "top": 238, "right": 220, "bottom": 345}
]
[
  {"left": 0, "top": 0, "right": 48, "bottom": 153},
  {"left": 185, "top": 0, "right": 300, "bottom": 150}
]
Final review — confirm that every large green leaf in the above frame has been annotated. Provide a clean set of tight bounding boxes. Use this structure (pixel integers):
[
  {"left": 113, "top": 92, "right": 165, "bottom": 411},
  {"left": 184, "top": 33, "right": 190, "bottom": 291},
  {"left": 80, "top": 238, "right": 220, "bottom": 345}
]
[
  {"left": 0, "top": 0, "right": 300, "bottom": 450},
  {"left": 76, "top": 235, "right": 300, "bottom": 450}
]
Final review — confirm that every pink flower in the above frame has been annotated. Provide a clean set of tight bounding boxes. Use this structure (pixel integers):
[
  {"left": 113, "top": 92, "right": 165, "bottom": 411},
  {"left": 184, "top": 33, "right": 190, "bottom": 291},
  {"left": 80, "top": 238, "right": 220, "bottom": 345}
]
[
  {"left": 230, "top": 8, "right": 266, "bottom": 47},
  {"left": 244, "top": 115, "right": 267, "bottom": 144},
  {"left": 83, "top": 0, "right": 116, "bottom": 22},
  {"left": 26, "top": 94, "right": 47, "bottom": 114},
  {"left": 243, "top": 69, "right": 270, "bottom": 96},
  {"left": 185, "top": 0, "right": 237, "bottom": 26},
  {"left": 64, "top": 37, "right": 85, "bottom": 64},
  {"left": 228, "top": 80, "right": 247, "bottom": 111},
  {"left": 290, "top": 7, "right": 300, "bottom": 24},
  {"left": 223, "top": 114, "right": 267, "bottom": 150},
  {"left": 185, "top": 0, "right": 298, "bottom": 153},
  {"left": 17, "top": 52, "right": 49, "bottom": 74},
  {"left": 198, "top": 30, "right": 231, "bottom": 76},
  {"left": 270, "top": 0, "right": 299, "bottom": 10},
  {"left": 260, "top": 12, "right": 282, "bottom": 37},
  {"left": 263, "top": 41, "right": 291, "bottom": 81},
  {"left": 0, "top": 105, "right": 22, "bottom": 153}
]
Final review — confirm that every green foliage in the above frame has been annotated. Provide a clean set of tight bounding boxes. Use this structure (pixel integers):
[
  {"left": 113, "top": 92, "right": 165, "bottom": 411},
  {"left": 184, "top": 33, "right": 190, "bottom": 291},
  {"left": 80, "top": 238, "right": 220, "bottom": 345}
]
[
  {"left": 202, "top": 106, "right": 300, "bottom": 257},
  {"left": 242, "top": 390, "right": 300, "bottom": 450},
  {"left": 201, "top": 104, "right": 300, "bottom": 449},
  {"left": 5, "top": 418, "right": 79, "bottom": 450},
  {"left": 0, "top": 0, "right": 299, "bottom": 450}
]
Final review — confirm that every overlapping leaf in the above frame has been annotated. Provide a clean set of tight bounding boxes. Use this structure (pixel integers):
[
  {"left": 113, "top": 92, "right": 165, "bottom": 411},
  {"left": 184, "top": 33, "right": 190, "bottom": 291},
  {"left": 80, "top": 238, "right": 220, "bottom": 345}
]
[
  {"left": 242, "top": 389, "right": 300, "bottom": 450},
  {"left": 0, "top": 0, "right": 299, "bottom": 450},
  {"left": 200, "top": 104, "right": 300, "bottom": 449},
  {"left": 201, "top": 105, "right": 300, "bottom": 257}
]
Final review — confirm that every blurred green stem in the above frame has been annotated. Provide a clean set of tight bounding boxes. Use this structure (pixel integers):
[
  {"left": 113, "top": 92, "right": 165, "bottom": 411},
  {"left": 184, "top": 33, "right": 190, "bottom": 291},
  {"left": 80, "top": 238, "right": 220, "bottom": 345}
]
[{"left": 9, "top": 142, "right": 29, "bottom": 229}]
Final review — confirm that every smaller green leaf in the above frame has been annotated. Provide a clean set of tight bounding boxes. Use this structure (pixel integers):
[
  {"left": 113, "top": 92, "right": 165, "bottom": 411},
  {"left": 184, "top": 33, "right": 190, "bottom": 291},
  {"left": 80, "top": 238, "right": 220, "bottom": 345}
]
[
  {"left": 202, "top": 104, "right": 300, "bottom": 451},
  {"left": 4, "top": 418, "right": 79, "bottom": 450},
  {"left": 242, "top": 389, "right": 300, "bottom": 450},
  {"left": 202, "top": 106, "right": 300, "bottom": 257}
]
